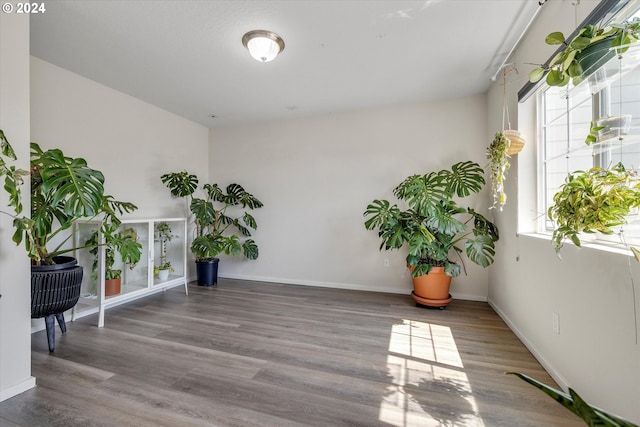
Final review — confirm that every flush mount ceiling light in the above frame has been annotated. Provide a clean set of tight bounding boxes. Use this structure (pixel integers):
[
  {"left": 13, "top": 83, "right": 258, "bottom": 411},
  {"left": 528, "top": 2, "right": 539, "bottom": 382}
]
[{"left": 242, "top": 30, "right": 285, "bottom": 63}]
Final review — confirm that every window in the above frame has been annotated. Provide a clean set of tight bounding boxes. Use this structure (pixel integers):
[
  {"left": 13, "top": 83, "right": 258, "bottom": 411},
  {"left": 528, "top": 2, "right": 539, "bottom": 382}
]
[{"left": 537, "top": 7, "right": 640, "bottom": 247}]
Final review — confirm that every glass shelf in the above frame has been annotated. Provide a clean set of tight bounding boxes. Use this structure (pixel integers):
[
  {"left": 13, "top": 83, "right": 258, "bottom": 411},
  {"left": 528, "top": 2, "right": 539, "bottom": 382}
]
[
  {"left": 547, "top": 42, "right": 640, "bottom": 167},
  {"left": 546, "top": 132, "right": 640, "bottom": 163},
  {"left": 562, "top": 43, "right": 640, "bottom": 100},
  {"left": 586, "top": 43, "right": 640, "bottom": 94}
]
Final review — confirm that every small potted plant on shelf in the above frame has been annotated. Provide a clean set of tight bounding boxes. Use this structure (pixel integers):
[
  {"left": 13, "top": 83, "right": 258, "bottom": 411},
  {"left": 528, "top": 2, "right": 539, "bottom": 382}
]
[
  {"left": 529, "top": 18, "right": 640, "bottom": 87},
  {"left": 154, "top": 221, "right": 176, "bottom": 280},
  {"left": 85, "top": 226, "right": 143, "bottom": 296},
  {"left": 548, "top": 163, "right": 640, "bottom": 260},
  {"left": 363, "top": 161, "right": 499, "bottom": 308},
  {"left": 0, "top": 129, "right": 139, "bottom": 351},
  {"left": 160, "top": 171, "right": 263, "bottom": 286},
  {"left": 585, "top": 114, "right": 633, "bottom": 145}
]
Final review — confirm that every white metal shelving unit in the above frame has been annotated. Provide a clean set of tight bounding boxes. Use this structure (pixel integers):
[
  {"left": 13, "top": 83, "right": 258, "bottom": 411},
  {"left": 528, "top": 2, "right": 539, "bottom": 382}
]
[{"left": 73, "top": 217, "right": 188, "bottom": 327}]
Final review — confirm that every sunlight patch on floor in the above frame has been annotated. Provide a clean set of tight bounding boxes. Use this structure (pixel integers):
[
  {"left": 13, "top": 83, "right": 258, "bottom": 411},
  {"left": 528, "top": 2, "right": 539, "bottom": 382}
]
[{"left": 379, "top": 319, "right": 486, "bottom": 427}]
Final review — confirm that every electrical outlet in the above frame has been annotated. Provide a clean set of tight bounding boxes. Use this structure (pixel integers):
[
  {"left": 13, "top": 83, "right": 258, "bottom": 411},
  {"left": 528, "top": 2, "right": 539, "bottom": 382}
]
[
  {"left": 552, "top": 312, "right": 560, "bottom": 334},
  {"left": 383, "top": 258, "right": 390, "bottom": 267}
]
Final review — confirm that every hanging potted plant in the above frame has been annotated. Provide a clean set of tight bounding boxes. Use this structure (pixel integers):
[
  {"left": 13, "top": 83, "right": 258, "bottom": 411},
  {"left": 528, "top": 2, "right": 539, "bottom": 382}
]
[
  {"left": 548, "top": 163, "right": 640, "bottom": 260},
  {"left": 529, "top": 18, "right": 640, "bottom": 87},
  {"left": 154, "top": 221, "right": 176, "bottom": 281},
  {"left": 160, "top": 171, "right": 263, "bottom": 286},
  {"left": 487, "top": 131, "right": 511, "bottom": 211},
  {"left": 0, "top": 129, "right": 139, "bottom": 351},
  {"left": 363, "top": 161, "right": 499, "bottom": 308}
]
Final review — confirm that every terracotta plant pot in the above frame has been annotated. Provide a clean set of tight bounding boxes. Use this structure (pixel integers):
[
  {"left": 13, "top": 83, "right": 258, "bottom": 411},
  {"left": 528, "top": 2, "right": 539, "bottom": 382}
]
[
  {"left": 105, "top": 278, "right": 121, "bottom": 296},
  {"left": 410, "top": 266, "right": 453, "bottom": 308}
]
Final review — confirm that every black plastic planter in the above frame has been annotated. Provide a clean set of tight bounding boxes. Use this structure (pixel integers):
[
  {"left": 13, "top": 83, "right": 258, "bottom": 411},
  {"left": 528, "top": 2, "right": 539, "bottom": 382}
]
[
  {"left": 31, "top": 257, "right": 83, "bottom": 352},
  {"left": 196, "top": 258, "right": 219, "bottom": 286}
]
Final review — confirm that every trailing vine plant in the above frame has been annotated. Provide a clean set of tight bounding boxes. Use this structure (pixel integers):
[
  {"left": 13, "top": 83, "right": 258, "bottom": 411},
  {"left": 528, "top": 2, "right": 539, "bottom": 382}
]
[
  {"left": 548, "top": 163, "right": 640, "bottom": 259},
  {"left": 486, "top": 132, "right": 510, "bottom": 211}
]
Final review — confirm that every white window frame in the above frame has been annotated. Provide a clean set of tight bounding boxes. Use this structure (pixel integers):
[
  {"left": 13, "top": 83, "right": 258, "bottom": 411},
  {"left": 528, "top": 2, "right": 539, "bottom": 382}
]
[{"left": 536, "top": 7, "right": 640, "bottom": 250}]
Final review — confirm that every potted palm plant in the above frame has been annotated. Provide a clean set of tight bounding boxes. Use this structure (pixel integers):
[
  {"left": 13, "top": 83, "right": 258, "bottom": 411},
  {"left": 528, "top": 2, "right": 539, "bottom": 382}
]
[
  {"left": 160, "top": 171, "right": 263, "bottom": 286},
  {"left": 0, "top": 129, "right": 140, "bottom": 351},
  {"left": 363, "top": 161, "right": 499, "bottom": 308},
  {"left": 154, "top": 221, "right": 176, "bottom": 280}
]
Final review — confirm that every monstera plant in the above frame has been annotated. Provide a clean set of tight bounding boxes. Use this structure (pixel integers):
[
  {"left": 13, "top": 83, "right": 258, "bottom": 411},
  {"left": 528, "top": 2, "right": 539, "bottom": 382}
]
[
  {"left": 0, "top": 129, "right": 139, "bottom": 351},
  {"left": 363, "top": 161, "right": 499, "bottom": 307},
  {"left": 161, "top": 171, "right": 263, "bottom": 286},
  {"left": 0, "top": 130, "right": 139, "bottom": 265}
]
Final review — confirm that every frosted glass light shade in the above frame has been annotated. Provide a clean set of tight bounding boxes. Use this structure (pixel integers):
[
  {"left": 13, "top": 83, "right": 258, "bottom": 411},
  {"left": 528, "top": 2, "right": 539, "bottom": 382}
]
[{"left": 242, "top": 30, "right": 285, "bottom": 63}]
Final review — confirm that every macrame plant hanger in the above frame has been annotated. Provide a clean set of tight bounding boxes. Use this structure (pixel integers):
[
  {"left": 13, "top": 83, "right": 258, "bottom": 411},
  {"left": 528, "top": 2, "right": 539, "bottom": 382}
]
[{"left": 502, "top": 65, "right": 526, "bottom": 155}]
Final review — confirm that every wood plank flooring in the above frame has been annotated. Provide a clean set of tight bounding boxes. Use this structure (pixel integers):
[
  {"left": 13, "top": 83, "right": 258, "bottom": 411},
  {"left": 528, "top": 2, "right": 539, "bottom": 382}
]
[{"left": 0, "top": 279, "right": 582, "bottom": 426}]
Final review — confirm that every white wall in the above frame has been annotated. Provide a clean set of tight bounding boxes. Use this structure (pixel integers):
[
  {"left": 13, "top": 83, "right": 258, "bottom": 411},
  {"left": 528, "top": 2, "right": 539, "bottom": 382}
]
[
  {"left": 488, "top": 0, "right": 640, "bottom": 423},
  {"left": 210, "top": 95, "right": 493, "bottom": 300},
  {"left": 0, "top": 10, "right": 36, "bottom": 401},
  {"left": 30, "top": 57, "right": 210, "bottom": 282},
  {"left": 30, "top": 57, "right": 210, "bottom": 218}
]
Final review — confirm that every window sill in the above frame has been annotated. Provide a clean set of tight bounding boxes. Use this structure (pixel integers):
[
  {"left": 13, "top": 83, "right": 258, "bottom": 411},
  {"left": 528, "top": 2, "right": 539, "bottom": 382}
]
[{"left": 518, "top": 231, "right": 636, "bottom": 258}]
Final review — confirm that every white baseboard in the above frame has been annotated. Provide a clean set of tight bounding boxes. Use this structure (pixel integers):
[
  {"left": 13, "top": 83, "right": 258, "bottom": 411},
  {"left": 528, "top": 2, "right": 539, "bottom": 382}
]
[
  {"left": 488, "top": 297, "right": 569, "bottom": 391},
  {"left": 219, "top": 272, "right": 409, "bottom": 294},
  {"left": 0, "top": 376, "right": 36, "bottom": 402},
  {"left": 217, "top": 273, "right": 488, "bottom": 302}
]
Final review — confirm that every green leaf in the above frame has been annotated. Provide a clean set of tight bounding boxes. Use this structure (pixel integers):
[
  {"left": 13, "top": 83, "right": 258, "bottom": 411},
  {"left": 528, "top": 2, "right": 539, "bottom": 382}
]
[
  {"left": 545, "top": 31, "right": 566, "bottom": 45},
  {"left": 363, "top": 200, "right": 400, "bottom": 231},
  {"left": 440, "top": 161, "right": 485, "bottom": 197},
  {"left": 569, "top": 36, "right": 591, "bottom": 50},
  {"left": 444, "top": 262, "right": 460, "bottom": 277},
  {"left": 548, "top": 50, "right": 565, "bottom": 67},
  {"left": 109, "top": 227, "right": 143, "bottom": 266},
  {"left": 191, "top": 235, "right": 223, "bottom": 259},
  {"left": 470, "top": 209, "right": 499, "bottom": 241},
  {"left": 224, "top": 183, "right": 264, "bottom": 209},
  {"left": 161, "top": 171, "right": 198, "bottom": 197},
  {"left": 465, "top": 235, "right": 496, "bottom": 268},
  {"left": 221, "top": 235, "right": 242, "bottom": 256},
  {"left": 242, "top": 239, "right": 259, "bottom": 260},
  {"left": 528, "top": 67, "right": 546, "bottom": 83},
  {"left": 204, "top": 183, "right": 225, "bottom": 203},
  {"left": 0, "top": 129, "right": 17, "bottom": 161},
  {"left": 394, "top": 172, "right": 446, "bottom": 216},
  {"left": 243, "top": 212, "right": 257, "bottom": 230},
  {"left": 232, "top": 218, "right": 251, "bottom": 237},
  {"left": 425, "top": 202, "right": 465, "bottom": 235},
  {"left": 567, "top": 59, "right": 583, "bottom": 78},
  {"left": 190, "top": 198, "right": 216, "bottom": 228},
  {"left": 38, "top": 148, "right": 105, "bottom": 218},
  {"left": 546, "top": 69, "right": 570, "bottom": 86}
]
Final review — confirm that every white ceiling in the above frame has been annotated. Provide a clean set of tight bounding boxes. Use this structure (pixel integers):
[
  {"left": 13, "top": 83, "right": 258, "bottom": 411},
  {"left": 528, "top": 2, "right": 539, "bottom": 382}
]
[{"left": 30, "top": 0, "right": 540, "bottom": 128}]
